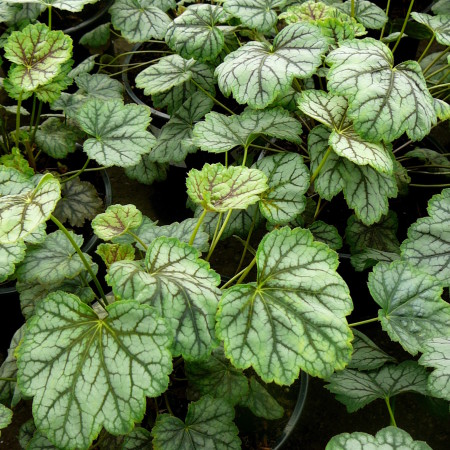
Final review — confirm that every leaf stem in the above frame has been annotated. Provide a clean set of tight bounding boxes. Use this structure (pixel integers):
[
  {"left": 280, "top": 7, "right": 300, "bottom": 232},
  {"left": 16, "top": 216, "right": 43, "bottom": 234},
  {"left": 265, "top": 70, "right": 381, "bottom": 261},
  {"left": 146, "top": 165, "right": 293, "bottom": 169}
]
[
  {"left": 350, "top": 0, "right": 355, "bottom": 18},
  {"left": 48, "top": 6, "right": 52, "bottom": 30},
  {"left": 0, "top": 377, "right": 16, "bottom": 382},
  {"left": 385, "top": 397, "right": 397, "bottom": 427},
  {"left": 429, "top": 82, "right": 450, "bottom": 90},
  {"left": 422, "top": 48, "right": 450, "bottom": 75},
  {"left": 313, "top": 197, "right": 322, "bottom": 221},
  {"left": 191, "top": 80, "right": 235, "bottom": 115},
  {"left": 417, "top": 35, "right": 435, "bottom": 64},
  {"left": 15, "top": 91, "right": 23, "bottom": 149},
  {"left": 30, "top": 100, "right": 43, "bottom": 145},
  {"left": 348, "top": 317, "right": 379, "bottom": 327},
  {"left": 50, "top": 215, "right": 107, "bottom": 306},
  {"left": 60, "top": 158, "right": 91, "bottom": 184},
  {"left": 379, "top": 0, "right": 391, "bottom": 40},
  {"left": 410, "top": 183, "right": 450, "bottom": 187},
  {"left": 222, "top": 265, "right": 251, "bottom": 290},
  {"left": 206, "top": 209, "right": 233, "bottom": 261},
  {"left": 242, "top": 144, "right": 249, "bottom": 166},
  {"left": 234, "top": 205, "right": 259, "bottom": 275},
  {"left": 61, "top": 166, "right": 109, "bottom": 177},
  {"left": 236, "top": 256, "right": 257, "bottom": 285},
  {"left": 127, "top": 230, "right": 148, "bottom": 251},
  {"left": 164, "top": 393, "right": 174, "bottom": 415},
  {"left": 391, "top": 0, "right": 415, "bottom": 54},
  {"left": 189, "top": 208, "right": 207, "bottom": 246},
  {"left": 29, "top": 94, "right": 37, "bottom": 134},
  {"left": 310, "top": 146, "right": 332, "bottom": 184},
  {"left": 425, "top": 65, "right": 450, "bottom": 81}
]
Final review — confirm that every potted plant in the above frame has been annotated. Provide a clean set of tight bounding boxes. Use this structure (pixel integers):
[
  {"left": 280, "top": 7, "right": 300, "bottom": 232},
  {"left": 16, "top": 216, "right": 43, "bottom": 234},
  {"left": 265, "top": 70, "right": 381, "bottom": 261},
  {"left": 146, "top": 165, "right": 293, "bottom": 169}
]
[{"left": 1, "top": 0, "right": 450, "bottom": 448}]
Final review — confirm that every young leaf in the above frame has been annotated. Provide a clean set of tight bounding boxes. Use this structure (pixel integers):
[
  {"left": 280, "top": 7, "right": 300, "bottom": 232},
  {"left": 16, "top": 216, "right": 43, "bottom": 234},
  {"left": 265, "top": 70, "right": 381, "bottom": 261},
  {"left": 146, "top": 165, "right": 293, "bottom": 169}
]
[
  {"left": 326, "top": 426, "right": 432, "bottom": 450},
  {"left": 325, "top": 361, "right": 428, "bottom": 412},
  {"left": 77, "top": 99, "right": 155, "bottom": 167},
  {"left": 165, "top": 4, "right": 234, "bottom": 62},
  {"left": 0, "top": 173, "right": 61, "bottom": 244},
  {"left": 411, "top": 12, "right": 450, "bottom": 46},
  {"left": 253, "top": 153, "right": 309, "bottom": 225},
  {"left": 419, "top": 338, "right": 450, "bottom": 401},
  {"left": 96, "top": 243, "right": 135, "bottom": 268},
  {"left": 348, "top": 329, "right": 396, "bottom": 371},
  {"left": 216, "top": 23, "right": 328, "bottom": 108},
  {"left": 107, "top": 237, "right": 221, "bottom": 360},
  {"left": 217, "top": 227, "right": 353, "bottom": 383},
  {"left": 337, "top": 0, "right": 388, "bottom": 29},
  {"left": 0, "top": 241, "right": 26, "bottom": 282},
  {"left": 368, "top": 260, "right": 450, "bottom": 355},
  {"left": 92, "top": 204, "right": 143, "bottom": 241},
  {"left": 401, "top": 188, "right": 450, "bottom": 286},
  {"left": 151, "top": 396, "right": 240, "bottom": 450},
  {"left": 308, "top": 221, "right": 343, "bottom": 250},
  {"left": 193, "top": 108, "right": 302, "bottom": 153},
  {"left": 17, "top": 293, "right": 173, "bottom": 450},
  {"left": 53, "top": 177, "right": 103, "bottom": 227},
  {"left": 124, "top": 154, "right": 168, "bottom": 185},
  {"left": 15, "top": 230, "right": 93, "bottom": 285},
  {"left": 4, "top": 23, "right": 72, "bottom": 92},
  {"left": 150, "top": 92, "right": 214, "bottom": 164},
  {"left": 186, "top": 163, "right": 268, "bottom": 212},
  {"left": 326, "top": 38, "right": 436, "bottom": 142},
  {"left": 110, "top": 0, "right": 171, "bottom": 42},
  {"left": 240, "top": 377, "right": 284, "bottom": 419}
]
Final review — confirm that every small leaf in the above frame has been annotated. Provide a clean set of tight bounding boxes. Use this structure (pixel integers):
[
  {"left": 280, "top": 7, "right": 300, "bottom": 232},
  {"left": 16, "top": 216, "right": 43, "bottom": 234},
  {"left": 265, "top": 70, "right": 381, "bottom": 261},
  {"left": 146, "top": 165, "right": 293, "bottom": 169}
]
[
  {"left": 326, "top": 426, "right": 432, "bottom": 449},
  {"left": 411, "top": 12, "right": 450, "bottom": 46},
  {"left": 68, "top": 54, "right": 98, "bottom": 78},
  {"left": 253, "top": 152, "right": 309, "bottom": 225},
  {"left": 79, "top": 22, "right": 111, "bottom": 47},
  {"left": 216, "top": 23, "right": 328, "bottom": 108},
  {"left": 124, "top": 154, "right": 168, "bottom": 185},
  {"left": 351, "top": 248, "right": 399, "bottom": 272},
  {"left": 0, "top": 240, "right": 26, "bottom": 282},
  {"left": 0, "top": 165, "right": 35, "bottom": 195},
  {"left": 0, "top": 173, "right": 61, "bottom": 244},
  {"left": 337, "top": 0, "right": 388, "bottom": 29},
  {"left": 419, "top": 338, "right": 450, "bottom": 401},
  {"left": 107, "top": 237, "right": 221, "bottom": 360},
  {"left": 405, "top": 147, "right": 450, "bottom": 174},
  {"left": 0, "top": 147, "right": 34, "bottom": 177},
  {"left": 308, "top": 221, "right": 342, "bottom": 250},
  {"left": 401, "top": 188, "right": 450, "bottom": 286},
  {"left": 325, "top": 361, "right": 429, "bottom": 412},
  {"left": 434, "top": 99, "right": 450, "bottom": 121},
  {"left": 96, "top": 243, "right": 135, "bottom": 268},
  {"left": 7, "top": 1, "right": 100, "bottom": 13},
  {"left": 77, "top": 99, "right": 155, "bottom": 167},
  {"left": 92, "top": 204, "right": 143, "bottom": 240},
  {"left": 240, "top": 377, "right": 284, "bottom": 419},
  {"left": 433, "top": 0, "right": 450, "bottom": 15},
  {"left": 368, "top": 260, "right": 450, "bottom": 355},
  {"left": 17, "top": 293, "right": 173, "bottom": 450},
  {"left": 152, "top": 396, "right": 240, "bottom": 450},
  {"left": 122, "top": 427, "right": 152, "bottom": 449},
  {"left": 186, "top": 163, "right": 268, "bottom": 212},
  {"left": 348, "top": 329, "right": 396, "bottom": 371},
  {"left": 0, "top": 403, "right": 13, "bottom": 433}
]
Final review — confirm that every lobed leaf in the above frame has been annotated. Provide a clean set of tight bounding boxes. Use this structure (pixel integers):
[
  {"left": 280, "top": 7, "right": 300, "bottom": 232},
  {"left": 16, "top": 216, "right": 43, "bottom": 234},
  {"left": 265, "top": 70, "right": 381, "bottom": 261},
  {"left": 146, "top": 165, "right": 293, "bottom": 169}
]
[
  {"left": 411, "top": 12, "right": 450, "bottom": 46},
  {"left": 337, "top": 0, "right": 388, "bottom": 29}
]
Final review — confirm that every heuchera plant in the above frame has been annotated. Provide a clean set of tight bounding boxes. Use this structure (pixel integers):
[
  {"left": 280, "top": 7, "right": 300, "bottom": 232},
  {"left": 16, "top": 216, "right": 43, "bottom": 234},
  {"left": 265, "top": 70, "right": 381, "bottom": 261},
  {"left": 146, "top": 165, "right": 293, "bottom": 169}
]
[{"left": 0, "top": 0, "right": 450, "bottom": 448}]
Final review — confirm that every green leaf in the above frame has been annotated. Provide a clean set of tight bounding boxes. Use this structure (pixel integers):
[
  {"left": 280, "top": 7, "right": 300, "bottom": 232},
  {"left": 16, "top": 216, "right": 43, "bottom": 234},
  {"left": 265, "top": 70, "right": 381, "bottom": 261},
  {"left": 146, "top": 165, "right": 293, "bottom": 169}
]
[
  {"left": 110, "top": 0, "right": 171, "bottom": 42},
  {"left": 434, "top": 99, "right": 450, "bottom": 121},
  {"left": 0, "top": 147, "right": 34, "bottom": 178},
  {"left": 419, "top": 338, "right": 450, "bottom": 401},
  {"left": 96, "top": 243, "right": 136, "bottom": 268},
  {"left": 150, "top": 92, "right": 214, "bottom": 164},
  {"left": 325, "top": 361, "right": 428, "bottom": 412},
  {"left": 401, "top": 188, "right": 450, "bottom": 286},
  {"left": 15, "top": 230, "right": 93, "bottom": 285},
  {"left": 18, "top": 420, "right": 36, "bottom": 450},
  {"left": 351, "top": 248, "right": 399, "bottom": 272},
  {"left": 68, "top": 54, "right": 98, "bottom": 78},
  {"left": 124, "top": 154, "right": 168, "bottom": 185},
  {"left": 337, "top": 0, "right": 388, "bottom": 29},
  {"left": 326, "top": 38, "right": 436, "bottom": 142},
  {"left": 348, "top": 329, "right": 396, "bottom": 371},
  {"left": 35, "top": 117, "right": 83, "bottom": 159},
  {"left": 17, "top": 293, "right": 173, "bottom": 450},
  {"left": 185, "top": 347, "right": 249, "bottom": 406},
  {"left": 217, "top": 227, "right": 353, "bottom": 383},
  {"left": 152, "top": 396, "right": 240, "bottom": 450},
  {"left": 326, "top": 426, "right": 433, "bottom": 450},
  {"left": 0, "top": 240, "right": 26, "bottom": 282},
  {"left": 223, "top": 0, "right": 285, "bottom": 33},
  {"left": 433, "top": 0, "right": 450, "bottom": 15},
  {"left": 75, "top": 73, "right": 124, "bottom": 100},
  {"left": 186, "top": 163, "right": 268, "bottom": 212},
  {"left": 253, "top": 152, "right": 309, "bottom": 225},
  {"left": 405, "top": 147, "right": 450, "bottom": 174},
  {"left": 4, "top": 23, "right": 72, "bottom": 92},
  {"left": 107, "top": 237, "right": 221, "bottom": 360},
  {"left": 368, "top": 260, "right": 450, "bottom": 355},
  {"left": 77, "top": 99, "right": 155, "bottom": 167},
  {"left": 92, "top": 204, "right": 143, "bottom": 241},
  {"left": 216, "top": 22, "right": 328, "bottom": 108},
  {"left": 79, "top": 23, "right": 111, "bottom": 48},
  {"left": 411, "top": 12, "right": 450, "bottom": 46},
  {"left": 309, "top": 126, "right": 398, "bottom": 225},
  {"left": 193, "top": 108, "right": 302, "bottom": 153},
  {"left": 165, "top": 4, "right": 234, "bottom": 62},
  {"left": 420, "top": 52, "right": 450, "bottom": 86},
  {"left": 32, "top": 59, "right": 73, "bottom": 103},
  {"left": 53, "top": 177, "right": 103, "bottom": 227},
  {"left": 0, "top": 403, "right": 13, "bottom": 435},
  {"left": 0, "top": 165, "right": 35, "bottom": 195},
  {"left": 122, "top": 427, "right": 152, "bottom": 449},
  {"left": 5, "top": 1, "right": 100, "bottom": 13},
  {"left": 345, "top": 212, "right": 399, "bottom": 254},
  {"left": 240, "top": 376, "right": 284, "bottom": 419},
  {"left": 0, "top": 173, "right": 61, "bottom": 244},
  {"left": 308, "top": 220, "right": 342, "bottom": 250}
]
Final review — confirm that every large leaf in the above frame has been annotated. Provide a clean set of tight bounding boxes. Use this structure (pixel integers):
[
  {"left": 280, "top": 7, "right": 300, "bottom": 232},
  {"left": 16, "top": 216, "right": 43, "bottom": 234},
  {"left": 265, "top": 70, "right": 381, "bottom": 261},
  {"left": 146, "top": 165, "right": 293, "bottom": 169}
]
[
  {"left": 217, "top": 227, "right": 353, "bottom": 383},
  {"left": 110, "top": 0, "right": 171, "bottom": 42},
  {"left": 4, "top": 23, "right": 72, "bottom": 92},
  {"left": 326, "top": 426, "right": 432, "bottom": 450},
  {"left": 418, "top": 338, "right": 450, "bottom": 401},
  {"left": 325, "top": 361, "right": 428, "bottom": 412},
  {"left": 0, "top": 241, "right": 26, "bottom": 282},
  {"left": 16, "top": 293, "right": 173, "bottom": 450},
  {"left": 337, "top": 0, "right": 388, "bottom": 29},
  {"left": 107, "top": 237, "right": 221, "bottom": 360},
  {"left": 326, "top": 38, "right": 436, "bottom": 142},
  {"left": 411, "top": 12, "right": 450, "bottom": 46},
  {"left": 0, "top": 173, "right": 61, "bottom": 244},
  {"left": 401, "top": 188, "right": 450, "bottom": 286},
  {"left": 165, "top": 4, "right": 234, "bottom": 62},
  {"left": 150, "top": 92, "right": 214, "bottom": 164},
  {"left": 4, "top": 1, "right": 99, "bottom": 13},
  {"left": 77, "top": 99, "right": 156, "bottom": 167},
  {"left": 223, "top": 0, "right": 285, "bottom": 33},
  {"left": 253, "top": 152, "right": 309, "bottom": 224},
  {"left": 193, "top": 108, "right": 302, "bottom": 153},
  {"left": 187, "top": 163, "right": 268, "bottom": 212},
  {"left": 216, "top": 23, "right": 328, "bottom": 108},
  {"left": 368, "top": 260, "right": 450, "bottom": 355},
  {"left": 152, "top": 396, "right": 240, "bottom": 450},
  {"left": 15, "top": 230, "right": 93, "bottom": 285}
]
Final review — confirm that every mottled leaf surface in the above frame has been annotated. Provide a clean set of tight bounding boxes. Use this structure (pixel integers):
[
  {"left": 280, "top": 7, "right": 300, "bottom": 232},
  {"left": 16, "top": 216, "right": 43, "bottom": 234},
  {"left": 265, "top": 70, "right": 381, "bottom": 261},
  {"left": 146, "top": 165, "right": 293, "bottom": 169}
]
[
  {"left": 96, "top": 243, "right": 135, "bottom": 268},
  {"left": 308, "top": 221, "right": 342, "bottom": 250},
  {"left": 351, "top": 248, "right": 399, "bottom": 272},
  {"left": 5, "top": 1, "right": 99, "bottom": 13},
  {"left": 79, "top": 23, "right": 111, "bottom": 48},
  {"left": 124, "top": 154, "right": 168, "bottom": 185},
  {"left": 0, "top": 240, "right": 26, "bottom": 282},
  {"left": 411, "top": 12, "right": 450, "bottom": 46},
  {"left": 337, "top": 0, "right": 388, "bottom": 29},
  {"left": 0, "top": 403, "right": 12, "bottom": 434}
]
